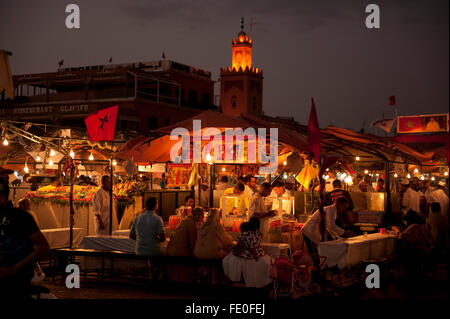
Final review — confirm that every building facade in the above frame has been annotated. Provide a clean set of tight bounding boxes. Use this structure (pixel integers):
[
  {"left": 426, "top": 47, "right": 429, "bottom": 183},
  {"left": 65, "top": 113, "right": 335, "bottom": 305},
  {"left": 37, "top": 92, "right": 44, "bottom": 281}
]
[{"left": 0, "top": 59, "right": 216, "bottom": 131}]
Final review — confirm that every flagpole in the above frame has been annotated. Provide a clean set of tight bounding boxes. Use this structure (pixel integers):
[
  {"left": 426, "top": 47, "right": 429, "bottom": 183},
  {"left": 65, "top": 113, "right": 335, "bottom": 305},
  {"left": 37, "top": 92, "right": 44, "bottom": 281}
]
[{"left": 109, "top": 141, "right": 114, "bottom": 235}]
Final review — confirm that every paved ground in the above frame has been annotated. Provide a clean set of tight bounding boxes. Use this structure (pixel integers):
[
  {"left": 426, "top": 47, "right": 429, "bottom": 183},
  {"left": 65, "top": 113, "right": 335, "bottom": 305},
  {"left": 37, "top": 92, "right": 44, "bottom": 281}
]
[{"left": 40, "top": 263, "right": 448, "bottom": 300}]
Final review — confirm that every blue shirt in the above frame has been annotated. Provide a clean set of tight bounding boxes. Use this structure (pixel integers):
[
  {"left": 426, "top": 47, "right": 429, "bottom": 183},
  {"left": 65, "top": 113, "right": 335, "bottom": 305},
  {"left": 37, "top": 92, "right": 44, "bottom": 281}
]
[{"left": 130, "top": 210, "right": 165, "bottom": 256}]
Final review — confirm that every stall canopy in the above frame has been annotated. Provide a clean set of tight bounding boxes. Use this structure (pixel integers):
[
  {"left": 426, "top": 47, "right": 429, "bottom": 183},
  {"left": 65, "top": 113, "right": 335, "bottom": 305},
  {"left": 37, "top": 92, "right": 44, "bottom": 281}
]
[
  {"left": 116, "top": 110, "right": 435, "bottom": 168},
  {"left": 116, "top": 110, "right": 310, "bottom": 164}
]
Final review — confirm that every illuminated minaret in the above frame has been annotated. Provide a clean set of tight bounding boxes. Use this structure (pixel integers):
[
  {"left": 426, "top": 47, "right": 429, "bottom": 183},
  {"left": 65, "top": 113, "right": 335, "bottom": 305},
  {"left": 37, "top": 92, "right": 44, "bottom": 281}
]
[{"left": 220, "top": 17, "right": 263, "bottom": 117}]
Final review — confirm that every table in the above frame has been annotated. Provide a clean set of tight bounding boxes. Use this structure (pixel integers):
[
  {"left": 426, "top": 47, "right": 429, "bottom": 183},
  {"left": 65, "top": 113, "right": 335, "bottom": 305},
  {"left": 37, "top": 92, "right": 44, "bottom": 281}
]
[
  {"left": 318, "top": 233, "right": 397, "bottom": 269},
  {"left": 81, "top": 235, "right": 289, "bottom": 259},
  {"left": 108, "top": 231, "right": 290, "bottom": 259},
  {"left": 41, "top": 227, "right": 84, "bottom": 249}
]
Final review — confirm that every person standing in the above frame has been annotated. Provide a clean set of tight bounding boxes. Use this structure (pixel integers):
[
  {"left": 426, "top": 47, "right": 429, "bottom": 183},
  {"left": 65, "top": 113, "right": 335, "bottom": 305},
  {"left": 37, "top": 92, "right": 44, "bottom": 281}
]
[
  {"left": 431, "top": 181, "right": 449, "bottom": 217},
  {"left": 301, "top": 197, "right": 353, "bottom": 257},
  {"left": 376, "top": 178, "right": 385, "bottom": 192},
  {"left": 93, "top": 175, "right": 112, "bottom": 235},
  {"left": 248, "top": 183, "right": 277, "bottom": 242},
  {"left": 323, "top": 179, "right": 354, "bottom": 211},
  {"left": 245, "top": 175, "right": 258, "bottom": 194},
  {"left": 402, "top": 177, "right": 423, "bottom": 216},
  {"left": 351, "top": 175, "right": 363, "bottom": 192},
  {"left": 0, "top": 179, "right": 49, "bottom": 299}
]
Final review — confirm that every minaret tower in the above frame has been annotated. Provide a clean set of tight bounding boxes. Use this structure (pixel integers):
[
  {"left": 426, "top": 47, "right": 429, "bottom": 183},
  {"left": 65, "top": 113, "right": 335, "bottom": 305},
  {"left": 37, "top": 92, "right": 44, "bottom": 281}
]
[{"left": 220, "top": 17, "right": 263, "bottom": 117}]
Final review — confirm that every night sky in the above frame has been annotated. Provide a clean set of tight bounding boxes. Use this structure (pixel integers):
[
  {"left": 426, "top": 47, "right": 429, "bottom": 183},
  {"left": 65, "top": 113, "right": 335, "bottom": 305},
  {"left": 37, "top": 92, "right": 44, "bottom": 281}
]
[{"left": 1, "top": 0, "right": 448, "bottom": 132}]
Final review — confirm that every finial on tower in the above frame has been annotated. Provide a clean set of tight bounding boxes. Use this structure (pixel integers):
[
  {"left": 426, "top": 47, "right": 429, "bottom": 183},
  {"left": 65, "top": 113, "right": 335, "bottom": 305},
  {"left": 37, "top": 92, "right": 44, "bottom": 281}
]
[{"left": 241, "top": 17, "right": 244, "bottom": 30}]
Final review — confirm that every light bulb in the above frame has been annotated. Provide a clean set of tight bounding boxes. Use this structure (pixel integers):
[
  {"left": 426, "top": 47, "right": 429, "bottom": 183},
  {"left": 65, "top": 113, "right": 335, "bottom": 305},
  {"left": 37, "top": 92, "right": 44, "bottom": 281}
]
[
  {"left": 407, "top": 173, "right": 411, "bottom": 179},
  {"left": 36, "top": 155, "right": 41, "bottom": 161},
  {"left": 283, "top": 161, "right": 287, "bottom": 166},
  {"left": 376, "top": 173, "right": 379, "bottom": 177},
  {"left": 364, "top": 170, "right": 369, "bottom": 174},
  {"left": 49, "top": 159, "right": 53, "bottom": 166},
  {"left": 355, "top": 156, "right": 360, "bottom": 161},
  {"left": 89, "top": 153, "right": 94, "bottom": 161},
  {"left": 70, "top": 150, "right": 75, "bottom": 158},
  {"left": 431, "top": 177, "right": 435, "bottom": 181},
  {"left": 394, "top": 173, "right": 398, "bottom": 178},
  {"left": 420, "top": 175, "right": 425, "bottom": 180},
  {"left": 222, "top": 167, "right": 226, "bottom": 172},
  {"left": 112, "top": 160, "right": 117, "bottom": 166},
  {"left": 445, "top": 172, "right": 448, "bottom": 176},
  {"left": 50, "top": 149, "right": 55, "bottom": 156},
  {"left": 283, "top": 174, "right": 287, "bottom": 179},
  {"left": 24, "top": 166, "right": 29, "bottom": 173},
  {"left": 3, "top": 139, "right": 8, "bottom": 146},
  {"left": 205, "top": 153, "right": 212, "bottom": 162},
  {"left": 414, "top": 168, "right": 419, "bottom": 174},
  {"left": 14, "top": 171, "right": 18, "bottom": 177}
]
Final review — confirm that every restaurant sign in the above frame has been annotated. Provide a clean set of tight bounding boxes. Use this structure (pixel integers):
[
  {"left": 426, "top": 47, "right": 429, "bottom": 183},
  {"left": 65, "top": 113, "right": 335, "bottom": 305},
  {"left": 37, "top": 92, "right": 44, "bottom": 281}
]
[
  {"left": 397, "top": 113, "right": 449, "bottom": 134},
  {"left": 0, "top": 104, "right": 90, "bottom": 116}
]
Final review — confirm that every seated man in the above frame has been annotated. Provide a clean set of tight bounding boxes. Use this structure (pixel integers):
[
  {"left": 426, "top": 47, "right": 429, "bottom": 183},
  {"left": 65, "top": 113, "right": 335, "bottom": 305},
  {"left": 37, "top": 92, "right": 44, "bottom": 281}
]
[
  {"left": 0, "top": 179, "right": 49, "bottom": 299},
  {"left": 175, "top": 195, "right": 195, "bottom": 217},
  {"left": 166, "top": 207, "right": 204, "bottom": 282},
  {"left": 130, "top": 197, "right": 165, "bottom": 256}
]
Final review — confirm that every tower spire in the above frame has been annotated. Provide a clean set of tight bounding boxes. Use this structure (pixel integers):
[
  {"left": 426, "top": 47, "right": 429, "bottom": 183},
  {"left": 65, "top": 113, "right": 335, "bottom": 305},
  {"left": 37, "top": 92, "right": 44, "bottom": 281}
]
[{"left": 241, "top": 17, "right": 244, "bottom": 31}]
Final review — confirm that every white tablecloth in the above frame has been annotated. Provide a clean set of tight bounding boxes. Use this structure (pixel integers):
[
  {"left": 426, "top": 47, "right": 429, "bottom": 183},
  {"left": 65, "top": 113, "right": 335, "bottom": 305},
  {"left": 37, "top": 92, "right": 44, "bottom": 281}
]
[
  {"left": 318, "top": 233, "right": 397, "bottom": 269},
  {"left": 81, "top": 235, "right": 289, "bottom": 259},
  {"left": 41, "top": 227, "right": 84, "bottom": 249},
  {"left": 31, "top": 202, "right": 119, "bottom": 237}
]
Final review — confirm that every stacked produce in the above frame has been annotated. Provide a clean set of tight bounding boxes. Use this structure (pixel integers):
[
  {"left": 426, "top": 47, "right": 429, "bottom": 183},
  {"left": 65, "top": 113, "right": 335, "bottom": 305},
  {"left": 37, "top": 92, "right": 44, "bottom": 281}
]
[{"left": 26, "top": 180, "right": 147, "bottom": 207}]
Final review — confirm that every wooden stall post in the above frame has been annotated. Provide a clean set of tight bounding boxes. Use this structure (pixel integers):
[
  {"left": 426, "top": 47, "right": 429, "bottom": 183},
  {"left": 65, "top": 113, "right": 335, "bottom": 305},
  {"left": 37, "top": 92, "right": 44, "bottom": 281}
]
[
  {"left": 209, "top": 163, "right": 214, "bottom": 207},
  {"left": 385, "top": 160, "right": 391, "bottom": 214}
]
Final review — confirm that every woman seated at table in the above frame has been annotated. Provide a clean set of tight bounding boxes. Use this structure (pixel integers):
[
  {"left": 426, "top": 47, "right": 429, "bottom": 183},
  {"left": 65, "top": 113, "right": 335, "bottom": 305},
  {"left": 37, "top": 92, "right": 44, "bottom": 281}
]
[
  {"left": 166, "top": 207, "right": 204, "bottom": 282},
  {"left": 194, "top": 208, "right": 233, "bottom": 259},
  {"left": 223, "top": 217, "right": 273, "bottom": 288},
  {"left": 392, "top": 210, "right": 432, "bottom": 279}
]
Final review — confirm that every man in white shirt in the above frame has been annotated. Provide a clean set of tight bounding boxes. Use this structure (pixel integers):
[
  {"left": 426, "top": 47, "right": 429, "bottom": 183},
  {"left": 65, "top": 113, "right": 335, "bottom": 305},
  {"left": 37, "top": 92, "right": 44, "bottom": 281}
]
[
  {"left": 269, "top": 180, "right": 293, "bottom": 214},
  {"left": 216, "top": 175, "right": 230, "bottom": 191},
  {"left": 431, "top": 181, "right": 449, "bottom": 217},
  {"left": 176, "top": 195, "right": 194, "bottom": 217},
  {"left": 301, "top": 197, "right": 352, "bottom": 247},
  {"left": 245, "top": 175, "right": 258, "bottom": 195},
  {"left": 93, "top": 175, "right": 112, "bottom": 235},
  {"left": 402, "top": 177, "right": 423, "bottom": 216},
  {"left": 249, "top": 183, "right": 277, "bottom": 242}
]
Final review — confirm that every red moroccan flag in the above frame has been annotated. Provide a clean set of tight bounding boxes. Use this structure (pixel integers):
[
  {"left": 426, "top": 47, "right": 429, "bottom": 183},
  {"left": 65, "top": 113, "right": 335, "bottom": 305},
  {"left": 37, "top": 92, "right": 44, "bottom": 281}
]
[
  {"left": 307, "top": 97, "right": 321, "bottom": 163},
  {"left": 84, "top": 105, "right": 118, "bottom": 141},
  {"left": 388, "top": 95, "right": 396, "bottom": 106},
  {"left": 398, "top": 116, "right": 423, "bottom": 133}
]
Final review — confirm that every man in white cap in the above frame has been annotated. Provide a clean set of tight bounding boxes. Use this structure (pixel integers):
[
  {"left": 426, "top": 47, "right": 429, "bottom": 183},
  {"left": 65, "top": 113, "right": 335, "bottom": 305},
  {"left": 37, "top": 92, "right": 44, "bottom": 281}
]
[
  {"left": 430, "top": 181, "right": 449, "bottom": 217},
  {"left": 402, "top": 177, "right": 423, "bottom": 216}
]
